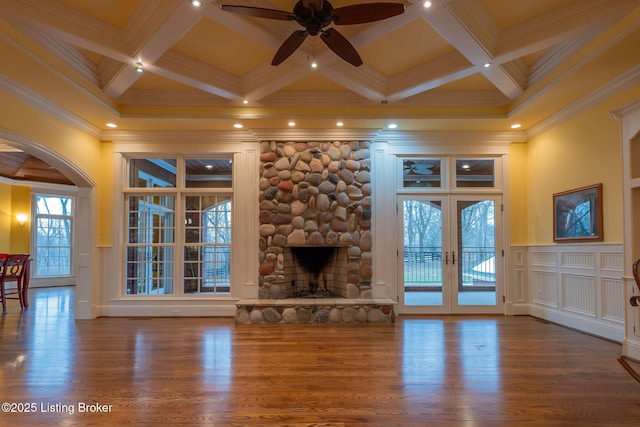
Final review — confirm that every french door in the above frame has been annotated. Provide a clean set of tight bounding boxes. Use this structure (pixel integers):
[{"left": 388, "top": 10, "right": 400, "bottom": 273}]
[{"left": 398, "top": 195, "right": 503, "bottom": 314}]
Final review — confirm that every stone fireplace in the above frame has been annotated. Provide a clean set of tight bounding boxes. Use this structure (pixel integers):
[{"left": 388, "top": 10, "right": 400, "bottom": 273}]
[{"left": 235, "top": 139, "right": 395, "bottom": 324}]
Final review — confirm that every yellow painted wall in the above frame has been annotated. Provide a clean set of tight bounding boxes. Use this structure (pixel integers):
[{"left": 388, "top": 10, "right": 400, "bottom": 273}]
[
  {"left": 9, "top": 185, "right": 30, "bottom": 253},
  {"left": 525, "top": 88, "right": 640, "bottom": 244},
  {"left": 508, "top": 143, "right": 528, "bottom": 245},
  {"left": 0, "top": 182, "right": 12, "bottom": 253}
]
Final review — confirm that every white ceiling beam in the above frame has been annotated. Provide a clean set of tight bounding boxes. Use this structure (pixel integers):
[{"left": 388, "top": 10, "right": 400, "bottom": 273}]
[
  {"left": 102, "top": 0, "right": 208, "bottom": 98},
  {"left": 422, "top": 0, "right": 524, "bottom": 99},
  {"left": 153, "top": 51, "right": 242, "bottom": 100}
]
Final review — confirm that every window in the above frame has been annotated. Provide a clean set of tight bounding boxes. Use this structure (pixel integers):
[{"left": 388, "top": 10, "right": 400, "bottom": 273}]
[
  {"left": 124, "top": 156, "right": 232, "bottom": 296},
  {"left": 184, "top": 196, "right": 231, "bottom": 294},
  {"left": 34, "top": 194, "right": 74, "bottom": 277}
]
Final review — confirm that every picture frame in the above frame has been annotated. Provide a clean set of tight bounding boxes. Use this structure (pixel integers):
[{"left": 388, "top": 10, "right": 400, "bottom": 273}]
[{"left": 553, "top": 183, "right": 603, "bottom": 242}]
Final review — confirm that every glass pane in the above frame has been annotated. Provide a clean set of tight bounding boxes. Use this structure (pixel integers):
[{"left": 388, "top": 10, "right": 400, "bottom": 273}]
[
  {"left": 457, "top": 200, "right": 496, "bottom": 306},
  {"left": 402, "top": 159, "right": 441, "bottom": 188},
  {"left": 403, "top": 200, "right": 443, "bottom": 306},
  {"left": 184, "top": 195, "right": 231, "bottom": 294},
  {"left": 456, "top": 159, "right": 494, "bottom": 188},
  {"left": 36, "top": 195, "right": 73, "bottom": 215},
  {"left": 129, "top": 158, "right": 176, "bottom": 188},
  {"left": 185, "top": 158, "right": 232, "bottom": 188},
  {"left": 125, "top": 246, "right": 174, "bottom": 295}
]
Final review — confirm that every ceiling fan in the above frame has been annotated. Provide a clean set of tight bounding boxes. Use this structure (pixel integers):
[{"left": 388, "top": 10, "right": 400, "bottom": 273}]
[
  {"left": 403, "top": 160, "right": 435, "bottom": 175},
  {"left": 220, "top": 0, "right": 405, "bottom": 67}
]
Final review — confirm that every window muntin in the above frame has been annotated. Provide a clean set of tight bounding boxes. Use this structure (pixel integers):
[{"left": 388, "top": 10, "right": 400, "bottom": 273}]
[
  {"left": 184, "top": 195, "right": 231, "bottom": 294},
  {"left": 34, "top": 195, "right": 73, "bottom": 277},
  {"left": 402, "top": 159, "right": 442, "bottom": 188},
  {"left": 455, "top": 159, "right": 495, "bottom": 188},
  {"left": 125, "top": 195, "right": 175, "bottom": 295}
]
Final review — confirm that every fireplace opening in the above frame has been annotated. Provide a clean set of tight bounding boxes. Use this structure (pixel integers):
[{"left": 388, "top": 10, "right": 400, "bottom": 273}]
[{"left": 284, "top": 246, "right": 348, "bottom": 298}]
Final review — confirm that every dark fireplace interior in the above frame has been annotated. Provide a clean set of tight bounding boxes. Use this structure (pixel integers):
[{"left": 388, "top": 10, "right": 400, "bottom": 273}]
[{"left": 284, "top": 246, "right": 348, "bottom": 298}]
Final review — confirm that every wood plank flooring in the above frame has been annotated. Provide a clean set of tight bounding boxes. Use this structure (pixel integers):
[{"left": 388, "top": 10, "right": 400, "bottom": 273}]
[{"left": 1, "top": 287, "right": 639, "bottom": 426}]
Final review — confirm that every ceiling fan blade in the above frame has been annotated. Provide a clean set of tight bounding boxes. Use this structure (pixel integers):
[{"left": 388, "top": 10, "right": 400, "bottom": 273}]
[
  {"left": 272, "top": 30, "right": 308, "bottom": 66},
  {"left": 332, "top": 3, "right": 404, "bottom": 25},
  {"left": 320, "top": 28, "right": 362, "bottom": 67},
  {"left": 219, "top": 5, "right": 293, "bottom": 21},
  {"left": 301, "top": 0, "right": 324, "bottom": 10}
]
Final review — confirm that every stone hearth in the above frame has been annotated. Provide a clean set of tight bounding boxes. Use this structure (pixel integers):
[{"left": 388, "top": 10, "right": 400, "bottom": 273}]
[{"left": 235, "top": 298, "right": 396, "bottom": 324}]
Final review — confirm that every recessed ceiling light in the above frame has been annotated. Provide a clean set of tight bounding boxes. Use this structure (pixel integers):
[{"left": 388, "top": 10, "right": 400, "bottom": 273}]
[
  {"left": 336, "top": 121, "right": 344, "bottom": 127},
  {"left": 423, "top": 1, "right": 432, "bottom": 8},
  {"left": 483, "top": 62, "right": 491, "bottom": 68},
  {"left": 205, "top": 164, "right": 213, "bottom": 170},
  {"left": 462, "top": 164, "right": 470, "bottom": 170},
  {"left": 242, "top": 99, "right": 248, "bottom": 104},
  {"left": 106, "top": 123, "right": 117, "bottom": 128},
  {"left": 190, "top": 0, "right": 202, "bottom": 7},
  {"left": 288, "top": 121, "right": 296, "bottom": 127},
  {"left": 387, "top": 123, "right": 398, "bottom": 129},
  {"left": 511, "top": 123, "right": 522, "bottom": 129},
  {"left": 310, "top": 61, "right": 318, "bottom": 69},
  {"left": 233, "top": 123, "right": 243, "bottom": 128}
]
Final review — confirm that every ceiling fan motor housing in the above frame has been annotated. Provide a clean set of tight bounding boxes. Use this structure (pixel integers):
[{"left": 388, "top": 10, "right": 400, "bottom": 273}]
[{"left": 294, "top": 0, "right": 334, "bottom": 36}]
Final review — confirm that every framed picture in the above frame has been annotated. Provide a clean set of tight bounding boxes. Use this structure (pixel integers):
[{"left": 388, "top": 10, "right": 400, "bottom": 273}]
[{"left": 553, "top": 183, "right": 603, "bottom": 242}]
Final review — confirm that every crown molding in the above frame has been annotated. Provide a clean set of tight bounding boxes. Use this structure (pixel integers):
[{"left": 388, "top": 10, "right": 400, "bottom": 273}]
[
  {"left": 377, "top": 130, "right": 527, "bottom": 145},
  {"left": 0, "top": 73, "right": 101, "bottom": 138},
  {"left": 610, "top": 99, "right": 640, "bottom": 120},
  {"left": 248, "top": 128, "right": 382, "bottom": 142},
  {"left": 528, "top": 64, "right": 640, "bottom": 138},
  {"left": 101, "top": 130, "right": 257, "bottom": 145}
]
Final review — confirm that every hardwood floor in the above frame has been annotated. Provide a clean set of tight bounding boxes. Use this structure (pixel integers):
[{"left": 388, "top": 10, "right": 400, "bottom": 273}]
[{"left": 1, "top": 287, "right": 639, "bottom": 426}]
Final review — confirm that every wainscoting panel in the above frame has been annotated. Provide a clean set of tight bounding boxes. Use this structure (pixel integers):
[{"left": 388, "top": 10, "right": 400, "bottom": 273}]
[
  {"left": 524, "top": 244, "right": 624, "bottom": 342},
  {"left": 601, "top": 278, "right": 625, "bottom": 323},
  {"left": 531, "top": 271, "right": 559, "bottom": 308},
  {"left": 561, "top": 274, "right": 596, "bottom": 316}
]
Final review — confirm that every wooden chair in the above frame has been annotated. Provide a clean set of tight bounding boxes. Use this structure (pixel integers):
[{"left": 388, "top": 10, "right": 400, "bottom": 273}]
[
  {"left": 632, "top": 259, "right": 640, "bottom": 307},
  {"left": 0, "top": 253, "right": 30, "bottom": 313}
]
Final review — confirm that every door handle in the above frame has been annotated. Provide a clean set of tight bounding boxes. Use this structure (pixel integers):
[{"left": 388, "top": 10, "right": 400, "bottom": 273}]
[
  {"left": 452, "top": 251, "right": 456, "bottom": 265},
  {"left": 445, "top": 252, "right": 449, "bottom": 265}
]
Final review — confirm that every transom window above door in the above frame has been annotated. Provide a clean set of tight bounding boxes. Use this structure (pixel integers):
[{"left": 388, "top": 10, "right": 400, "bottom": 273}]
[{"left": 400, "top": 157, "right": 500, "bottom": 191}]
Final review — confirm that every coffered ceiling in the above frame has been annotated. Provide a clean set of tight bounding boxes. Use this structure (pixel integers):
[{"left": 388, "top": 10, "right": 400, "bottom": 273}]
[{"left": 0, "top": 0, "right": 637, "bottom": 138}]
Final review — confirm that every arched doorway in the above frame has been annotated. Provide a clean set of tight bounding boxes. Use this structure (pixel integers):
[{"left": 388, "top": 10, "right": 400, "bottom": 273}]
[{"left": 0, "top": 129, "right": 97, "bottom": 319}]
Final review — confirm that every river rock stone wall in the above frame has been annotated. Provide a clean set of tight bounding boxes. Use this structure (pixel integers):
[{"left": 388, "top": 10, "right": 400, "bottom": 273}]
[{"left": 258, "top": 140, "right": 372, "bottom": 299}]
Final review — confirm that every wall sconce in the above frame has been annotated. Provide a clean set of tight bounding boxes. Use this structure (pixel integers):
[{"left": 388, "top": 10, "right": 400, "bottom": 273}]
[{"left": 16, "top": 214, "right": 28, "bottom": 226}]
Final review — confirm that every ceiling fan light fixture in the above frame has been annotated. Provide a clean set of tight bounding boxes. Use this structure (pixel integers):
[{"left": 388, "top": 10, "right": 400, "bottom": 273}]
[{"left": 135, "top": 62, "right": 144, "bottom": 72}]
